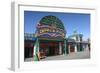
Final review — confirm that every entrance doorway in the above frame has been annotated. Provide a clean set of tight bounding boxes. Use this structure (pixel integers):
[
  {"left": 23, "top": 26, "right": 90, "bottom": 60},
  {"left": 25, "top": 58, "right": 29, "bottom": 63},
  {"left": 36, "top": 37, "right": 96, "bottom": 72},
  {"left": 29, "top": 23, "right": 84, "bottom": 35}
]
[
  {"left": 24, "top": 47, "right": 33, "bottom": 58},
  {"left": 70, "top": 45, "right": 75, "bottom": 52},
  {"left": 40, "top": 41, "right": 63, "bottom": 56},
  {"left": 48, "top": 47, "right": 55, "bottom": 56}
]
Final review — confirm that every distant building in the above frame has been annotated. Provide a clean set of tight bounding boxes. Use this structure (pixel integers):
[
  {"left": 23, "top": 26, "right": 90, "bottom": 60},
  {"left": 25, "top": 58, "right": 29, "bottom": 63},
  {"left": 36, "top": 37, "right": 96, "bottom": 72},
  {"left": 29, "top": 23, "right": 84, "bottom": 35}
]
[{"left": 67, "top": 31, "right": 90, "bottom": 53}]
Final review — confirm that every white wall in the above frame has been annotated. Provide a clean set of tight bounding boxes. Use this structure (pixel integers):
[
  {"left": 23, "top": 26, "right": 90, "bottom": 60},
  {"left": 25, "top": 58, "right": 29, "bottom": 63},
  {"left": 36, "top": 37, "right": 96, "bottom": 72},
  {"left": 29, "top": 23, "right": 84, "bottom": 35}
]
[{"left": 0, "top": 0, "right": 100, "bottom": 73}]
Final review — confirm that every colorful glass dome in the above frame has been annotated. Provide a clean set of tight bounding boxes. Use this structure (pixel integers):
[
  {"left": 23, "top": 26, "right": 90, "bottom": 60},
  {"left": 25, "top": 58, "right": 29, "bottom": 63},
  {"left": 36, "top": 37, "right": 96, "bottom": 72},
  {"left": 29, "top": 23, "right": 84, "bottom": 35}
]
[
  {"left": 39, "top": 15, "right": 65, "bottom": 30},
  {"left": 36, "top": 15, "right": 66, "bottom": 39}
]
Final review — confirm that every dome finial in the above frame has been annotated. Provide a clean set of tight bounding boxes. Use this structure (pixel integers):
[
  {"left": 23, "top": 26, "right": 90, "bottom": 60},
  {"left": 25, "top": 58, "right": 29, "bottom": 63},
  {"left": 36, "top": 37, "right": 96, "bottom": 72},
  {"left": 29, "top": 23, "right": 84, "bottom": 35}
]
[{"left": 73, "top": 30, "right": 77, "bottom": 35}]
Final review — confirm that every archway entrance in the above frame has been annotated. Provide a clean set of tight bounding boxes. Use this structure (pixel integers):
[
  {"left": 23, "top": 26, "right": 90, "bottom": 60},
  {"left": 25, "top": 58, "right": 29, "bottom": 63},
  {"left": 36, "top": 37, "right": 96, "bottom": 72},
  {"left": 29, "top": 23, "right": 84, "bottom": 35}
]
[{"left": 39, "top": 39, "right": 63, "bottom": 57}]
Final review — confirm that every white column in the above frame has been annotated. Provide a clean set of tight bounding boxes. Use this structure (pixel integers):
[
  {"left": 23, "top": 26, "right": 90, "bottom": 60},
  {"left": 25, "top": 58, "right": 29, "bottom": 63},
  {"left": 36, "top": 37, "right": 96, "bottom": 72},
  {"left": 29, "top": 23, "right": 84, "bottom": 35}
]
[
  {"left": 86, "top": 44, "right": 89, "bottom": 51},
  {"left": 68, "top": 44, "right": 70, "bottom": 53},
  {"left": 59, "top": 42, "right": 62, "bottom": 55},
  {"left": 74, "top": 44, "right": 77, "bottom": 53}
]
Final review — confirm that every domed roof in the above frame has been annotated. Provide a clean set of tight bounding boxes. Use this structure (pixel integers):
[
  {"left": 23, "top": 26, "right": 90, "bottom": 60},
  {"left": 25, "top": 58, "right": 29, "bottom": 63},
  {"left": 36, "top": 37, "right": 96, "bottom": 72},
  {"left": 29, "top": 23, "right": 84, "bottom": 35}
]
[{"left": 39, "top": 15, "right": 65, "bottom": 30}]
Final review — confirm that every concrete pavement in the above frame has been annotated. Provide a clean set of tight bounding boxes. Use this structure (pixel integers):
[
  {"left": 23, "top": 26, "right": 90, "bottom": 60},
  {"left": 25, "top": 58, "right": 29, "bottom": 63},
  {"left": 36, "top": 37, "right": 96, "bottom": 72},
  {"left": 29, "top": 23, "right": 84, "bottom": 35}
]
[
  {"left": 40, "top": 51, "right": 90, "bottom": 61},
  {"left": 24, "top": 51, "right": 90, "bottom": 62}
]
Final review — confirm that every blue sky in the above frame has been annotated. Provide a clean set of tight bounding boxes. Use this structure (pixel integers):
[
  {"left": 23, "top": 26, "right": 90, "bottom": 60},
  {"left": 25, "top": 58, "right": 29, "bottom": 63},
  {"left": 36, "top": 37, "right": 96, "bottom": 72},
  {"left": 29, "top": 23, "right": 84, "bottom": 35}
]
[{"left": 24, "top": 11, "right": 90, "bottom": 40}]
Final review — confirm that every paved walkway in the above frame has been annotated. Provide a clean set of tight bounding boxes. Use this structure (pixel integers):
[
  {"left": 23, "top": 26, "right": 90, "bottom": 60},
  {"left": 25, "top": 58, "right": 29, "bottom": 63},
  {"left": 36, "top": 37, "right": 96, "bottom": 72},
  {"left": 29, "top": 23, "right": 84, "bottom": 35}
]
[
  {"left": 24, "top": 51, "right": 90, "bottom": 62},
  {"left": 40, "top": 51, "right": 90, "bottom": 61}
]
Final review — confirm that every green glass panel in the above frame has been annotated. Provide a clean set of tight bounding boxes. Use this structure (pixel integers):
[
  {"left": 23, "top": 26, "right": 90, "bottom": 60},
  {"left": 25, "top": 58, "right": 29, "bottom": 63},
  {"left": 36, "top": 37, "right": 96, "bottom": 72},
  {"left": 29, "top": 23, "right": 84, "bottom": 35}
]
[{"left": 39, "top": 15, "right": 65, "bottom": 30}]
